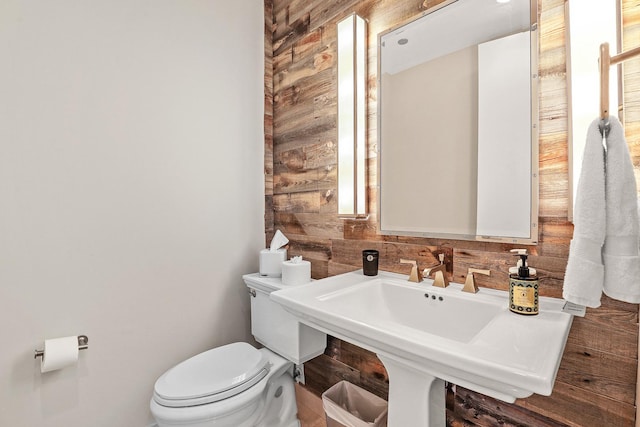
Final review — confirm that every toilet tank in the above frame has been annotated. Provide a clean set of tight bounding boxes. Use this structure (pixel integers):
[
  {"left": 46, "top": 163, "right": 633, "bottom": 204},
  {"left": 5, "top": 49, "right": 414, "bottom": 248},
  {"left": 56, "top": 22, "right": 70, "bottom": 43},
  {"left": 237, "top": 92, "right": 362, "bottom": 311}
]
[{"left": 243, "top": 273, "right": 326, "bottom": 365}]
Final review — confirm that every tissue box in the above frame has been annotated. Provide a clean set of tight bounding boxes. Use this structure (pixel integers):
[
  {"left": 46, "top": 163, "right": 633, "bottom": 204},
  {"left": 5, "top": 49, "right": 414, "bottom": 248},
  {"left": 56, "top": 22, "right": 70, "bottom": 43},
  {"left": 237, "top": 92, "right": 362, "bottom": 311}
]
[{"left": 259, "top": 249, "right": 287, "bottom": 277}]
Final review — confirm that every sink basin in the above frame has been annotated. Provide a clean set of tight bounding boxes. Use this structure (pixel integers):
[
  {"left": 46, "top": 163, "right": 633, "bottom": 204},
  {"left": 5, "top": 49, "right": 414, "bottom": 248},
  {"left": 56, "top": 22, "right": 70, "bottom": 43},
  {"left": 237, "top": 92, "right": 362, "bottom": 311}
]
[
  {"left": 271, "top": 270, "right": 573, "bottom": 427},
  {"left": 317, "top": 279, "right": 502, "bottom": 343}
]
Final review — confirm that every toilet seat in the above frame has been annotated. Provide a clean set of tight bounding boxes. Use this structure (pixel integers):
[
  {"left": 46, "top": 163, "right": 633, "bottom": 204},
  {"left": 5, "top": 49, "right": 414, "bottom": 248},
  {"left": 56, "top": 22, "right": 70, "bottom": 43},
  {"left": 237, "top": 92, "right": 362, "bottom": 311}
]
[{"left": 153, "top": 342, "right": 270, "bottom": 408}]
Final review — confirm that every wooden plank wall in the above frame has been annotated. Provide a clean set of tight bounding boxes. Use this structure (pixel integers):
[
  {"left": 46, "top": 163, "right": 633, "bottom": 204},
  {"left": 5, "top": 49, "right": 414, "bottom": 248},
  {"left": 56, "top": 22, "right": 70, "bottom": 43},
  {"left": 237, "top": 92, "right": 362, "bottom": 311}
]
[{"left": 264, "top": 0, "right": 640, "bottom": 425}]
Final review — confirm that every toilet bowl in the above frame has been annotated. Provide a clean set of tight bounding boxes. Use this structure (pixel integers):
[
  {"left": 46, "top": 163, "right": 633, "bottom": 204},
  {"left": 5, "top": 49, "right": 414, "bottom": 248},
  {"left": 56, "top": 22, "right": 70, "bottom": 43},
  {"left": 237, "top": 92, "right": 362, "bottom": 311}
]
[
  {"left": 150, "top": 274, "right": 327, "bottom": 427},
  {"left": 150, "top": 343, "right": 299, "bottom": 427}
]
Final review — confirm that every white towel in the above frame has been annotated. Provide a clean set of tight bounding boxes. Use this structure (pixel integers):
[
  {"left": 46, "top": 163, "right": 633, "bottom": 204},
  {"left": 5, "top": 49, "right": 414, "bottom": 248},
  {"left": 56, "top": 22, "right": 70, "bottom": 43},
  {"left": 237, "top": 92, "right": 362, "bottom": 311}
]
[
  {"left": 563, "top": 116, "right": 640, "bottom": 307},
  {"left": 563, "top": 118, "right": 606, "bottom": 307},
  {"left": 602, "top": 117, "right": 640, "bottom": 302}
]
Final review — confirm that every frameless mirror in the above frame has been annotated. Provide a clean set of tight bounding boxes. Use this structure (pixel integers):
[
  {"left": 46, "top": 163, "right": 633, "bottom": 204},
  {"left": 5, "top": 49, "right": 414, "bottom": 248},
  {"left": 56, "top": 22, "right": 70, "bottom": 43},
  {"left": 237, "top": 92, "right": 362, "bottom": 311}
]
[{"left": 378, "top": 0, "right": 539, "bottom": 244}]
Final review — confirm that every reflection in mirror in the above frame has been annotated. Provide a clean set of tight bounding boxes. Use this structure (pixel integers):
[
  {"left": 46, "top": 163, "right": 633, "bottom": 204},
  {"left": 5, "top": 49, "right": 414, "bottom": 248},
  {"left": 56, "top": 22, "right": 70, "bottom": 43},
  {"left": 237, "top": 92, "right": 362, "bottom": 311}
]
[
  {"left": 378, "top": 0, "right": 539, "bottom": 243},
  {"left": 566, "top": 0, "right": 619, "bottom": 221}
]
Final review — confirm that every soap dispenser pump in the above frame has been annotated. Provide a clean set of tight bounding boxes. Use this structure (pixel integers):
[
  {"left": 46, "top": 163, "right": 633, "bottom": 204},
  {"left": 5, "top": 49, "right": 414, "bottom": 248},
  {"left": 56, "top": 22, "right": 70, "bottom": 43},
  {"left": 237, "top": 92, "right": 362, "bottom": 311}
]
[{"left": 509, "top": 249, "right": 539, "bottom": 315}]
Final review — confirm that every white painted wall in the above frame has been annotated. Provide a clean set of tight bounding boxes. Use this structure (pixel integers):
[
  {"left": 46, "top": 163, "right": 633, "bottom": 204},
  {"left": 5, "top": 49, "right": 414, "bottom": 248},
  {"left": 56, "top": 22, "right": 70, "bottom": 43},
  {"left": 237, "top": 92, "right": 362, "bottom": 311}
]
[{"left": 0, "top": 1, "right": 265, "bottom": 426}]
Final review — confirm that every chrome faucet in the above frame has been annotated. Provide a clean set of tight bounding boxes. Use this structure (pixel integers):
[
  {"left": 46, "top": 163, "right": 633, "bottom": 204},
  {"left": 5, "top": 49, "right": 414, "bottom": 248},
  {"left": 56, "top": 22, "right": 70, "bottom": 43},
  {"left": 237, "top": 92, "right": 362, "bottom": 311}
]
[
  {"left": 422, "top": 254, "right": 449, "bottom": 288},
  {"left": 400, "top": 259, "right": 423, "bottom": 283},
  {"left": 462, "top": 268, "right": 490, "bottom": 293}
]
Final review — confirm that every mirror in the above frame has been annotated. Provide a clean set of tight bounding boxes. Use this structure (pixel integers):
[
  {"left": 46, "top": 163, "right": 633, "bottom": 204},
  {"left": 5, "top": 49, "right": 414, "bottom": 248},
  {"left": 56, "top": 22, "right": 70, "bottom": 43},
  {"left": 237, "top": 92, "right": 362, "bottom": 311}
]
[{"left": 377, "top": 0, "right": 539, "bottom": 244}]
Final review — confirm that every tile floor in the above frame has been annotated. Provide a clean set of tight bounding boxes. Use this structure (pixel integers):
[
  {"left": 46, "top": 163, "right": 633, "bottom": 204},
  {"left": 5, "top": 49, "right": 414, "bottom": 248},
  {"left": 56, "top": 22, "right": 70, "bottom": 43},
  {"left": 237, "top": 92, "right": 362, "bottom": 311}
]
[{"left": 295, "top": 384, "right": 327, "bottom": 427}]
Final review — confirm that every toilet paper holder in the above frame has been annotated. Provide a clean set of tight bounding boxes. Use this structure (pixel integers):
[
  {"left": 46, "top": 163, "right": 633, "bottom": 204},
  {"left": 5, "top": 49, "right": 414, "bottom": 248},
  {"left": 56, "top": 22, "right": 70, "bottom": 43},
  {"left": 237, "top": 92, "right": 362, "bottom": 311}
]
[{"left": 34, "top": 335, "right": 89, "bottom": 359}]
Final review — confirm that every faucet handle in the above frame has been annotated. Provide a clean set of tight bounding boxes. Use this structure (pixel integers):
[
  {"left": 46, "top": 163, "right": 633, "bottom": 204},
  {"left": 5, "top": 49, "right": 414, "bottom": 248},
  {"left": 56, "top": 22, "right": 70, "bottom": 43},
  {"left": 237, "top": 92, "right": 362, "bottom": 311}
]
[
  {"left": 462, "top": 268, "right": 490, "bottom": 293},
  {"left": 400, "top": 259, "right": 423, "bottom": 283}
]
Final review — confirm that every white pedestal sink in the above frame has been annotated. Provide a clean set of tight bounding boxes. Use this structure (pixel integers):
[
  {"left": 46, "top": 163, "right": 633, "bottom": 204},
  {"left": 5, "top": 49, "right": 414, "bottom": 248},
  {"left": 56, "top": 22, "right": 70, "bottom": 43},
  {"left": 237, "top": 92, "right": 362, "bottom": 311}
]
[
  {"left": 378, "top": 353, "right": 446, "bottom": 426},
  {"left": 271, "top": 270, "right": 573, "bottom": 427}
]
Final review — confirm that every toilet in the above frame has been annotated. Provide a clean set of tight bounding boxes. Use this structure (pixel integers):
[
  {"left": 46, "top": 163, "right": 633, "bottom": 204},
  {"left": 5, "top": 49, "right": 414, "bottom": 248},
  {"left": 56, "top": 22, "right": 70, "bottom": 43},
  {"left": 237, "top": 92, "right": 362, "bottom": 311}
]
[{"left": 150, "top": 273, "right": 327, "bottom": 427}]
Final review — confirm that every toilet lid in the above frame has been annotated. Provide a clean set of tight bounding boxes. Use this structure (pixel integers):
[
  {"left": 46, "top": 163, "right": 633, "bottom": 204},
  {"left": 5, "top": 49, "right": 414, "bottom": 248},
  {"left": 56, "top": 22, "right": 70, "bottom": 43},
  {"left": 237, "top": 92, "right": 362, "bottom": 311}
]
[{"left": 154, "top": 342, "right": 270, "bottom": 407}]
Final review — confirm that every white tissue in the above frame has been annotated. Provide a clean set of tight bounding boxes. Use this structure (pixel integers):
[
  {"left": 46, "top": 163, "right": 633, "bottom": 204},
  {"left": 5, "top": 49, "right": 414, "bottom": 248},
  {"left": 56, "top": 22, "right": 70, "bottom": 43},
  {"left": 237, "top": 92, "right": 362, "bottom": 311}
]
[
  {"left": 40, "top": 336, "right": 79, "bottom": 373},
  {"left": 269, "top": 230, "right": 289, "bottom": 251},
  {"left": 282, "top": 257, "right": 311, "bottom": 286}
]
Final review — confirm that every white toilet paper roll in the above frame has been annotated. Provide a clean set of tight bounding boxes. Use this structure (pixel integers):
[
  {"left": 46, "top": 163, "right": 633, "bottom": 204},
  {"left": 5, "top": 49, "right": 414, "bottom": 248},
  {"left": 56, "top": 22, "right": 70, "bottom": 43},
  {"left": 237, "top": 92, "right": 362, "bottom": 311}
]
[
  {"left": 281, "top": 259, "right": 311, "bottom": 286},
  {"left": 40, "top": 336, "right": 79, "bottom": 373}
]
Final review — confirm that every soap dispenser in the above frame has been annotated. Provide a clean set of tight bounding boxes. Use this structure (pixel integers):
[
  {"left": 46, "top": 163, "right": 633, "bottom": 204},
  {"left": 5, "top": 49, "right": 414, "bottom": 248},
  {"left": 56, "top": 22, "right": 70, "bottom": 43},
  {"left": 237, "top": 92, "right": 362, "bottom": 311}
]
[{"left": 509, "top": 249, "right": 539, "bottom": 315}]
